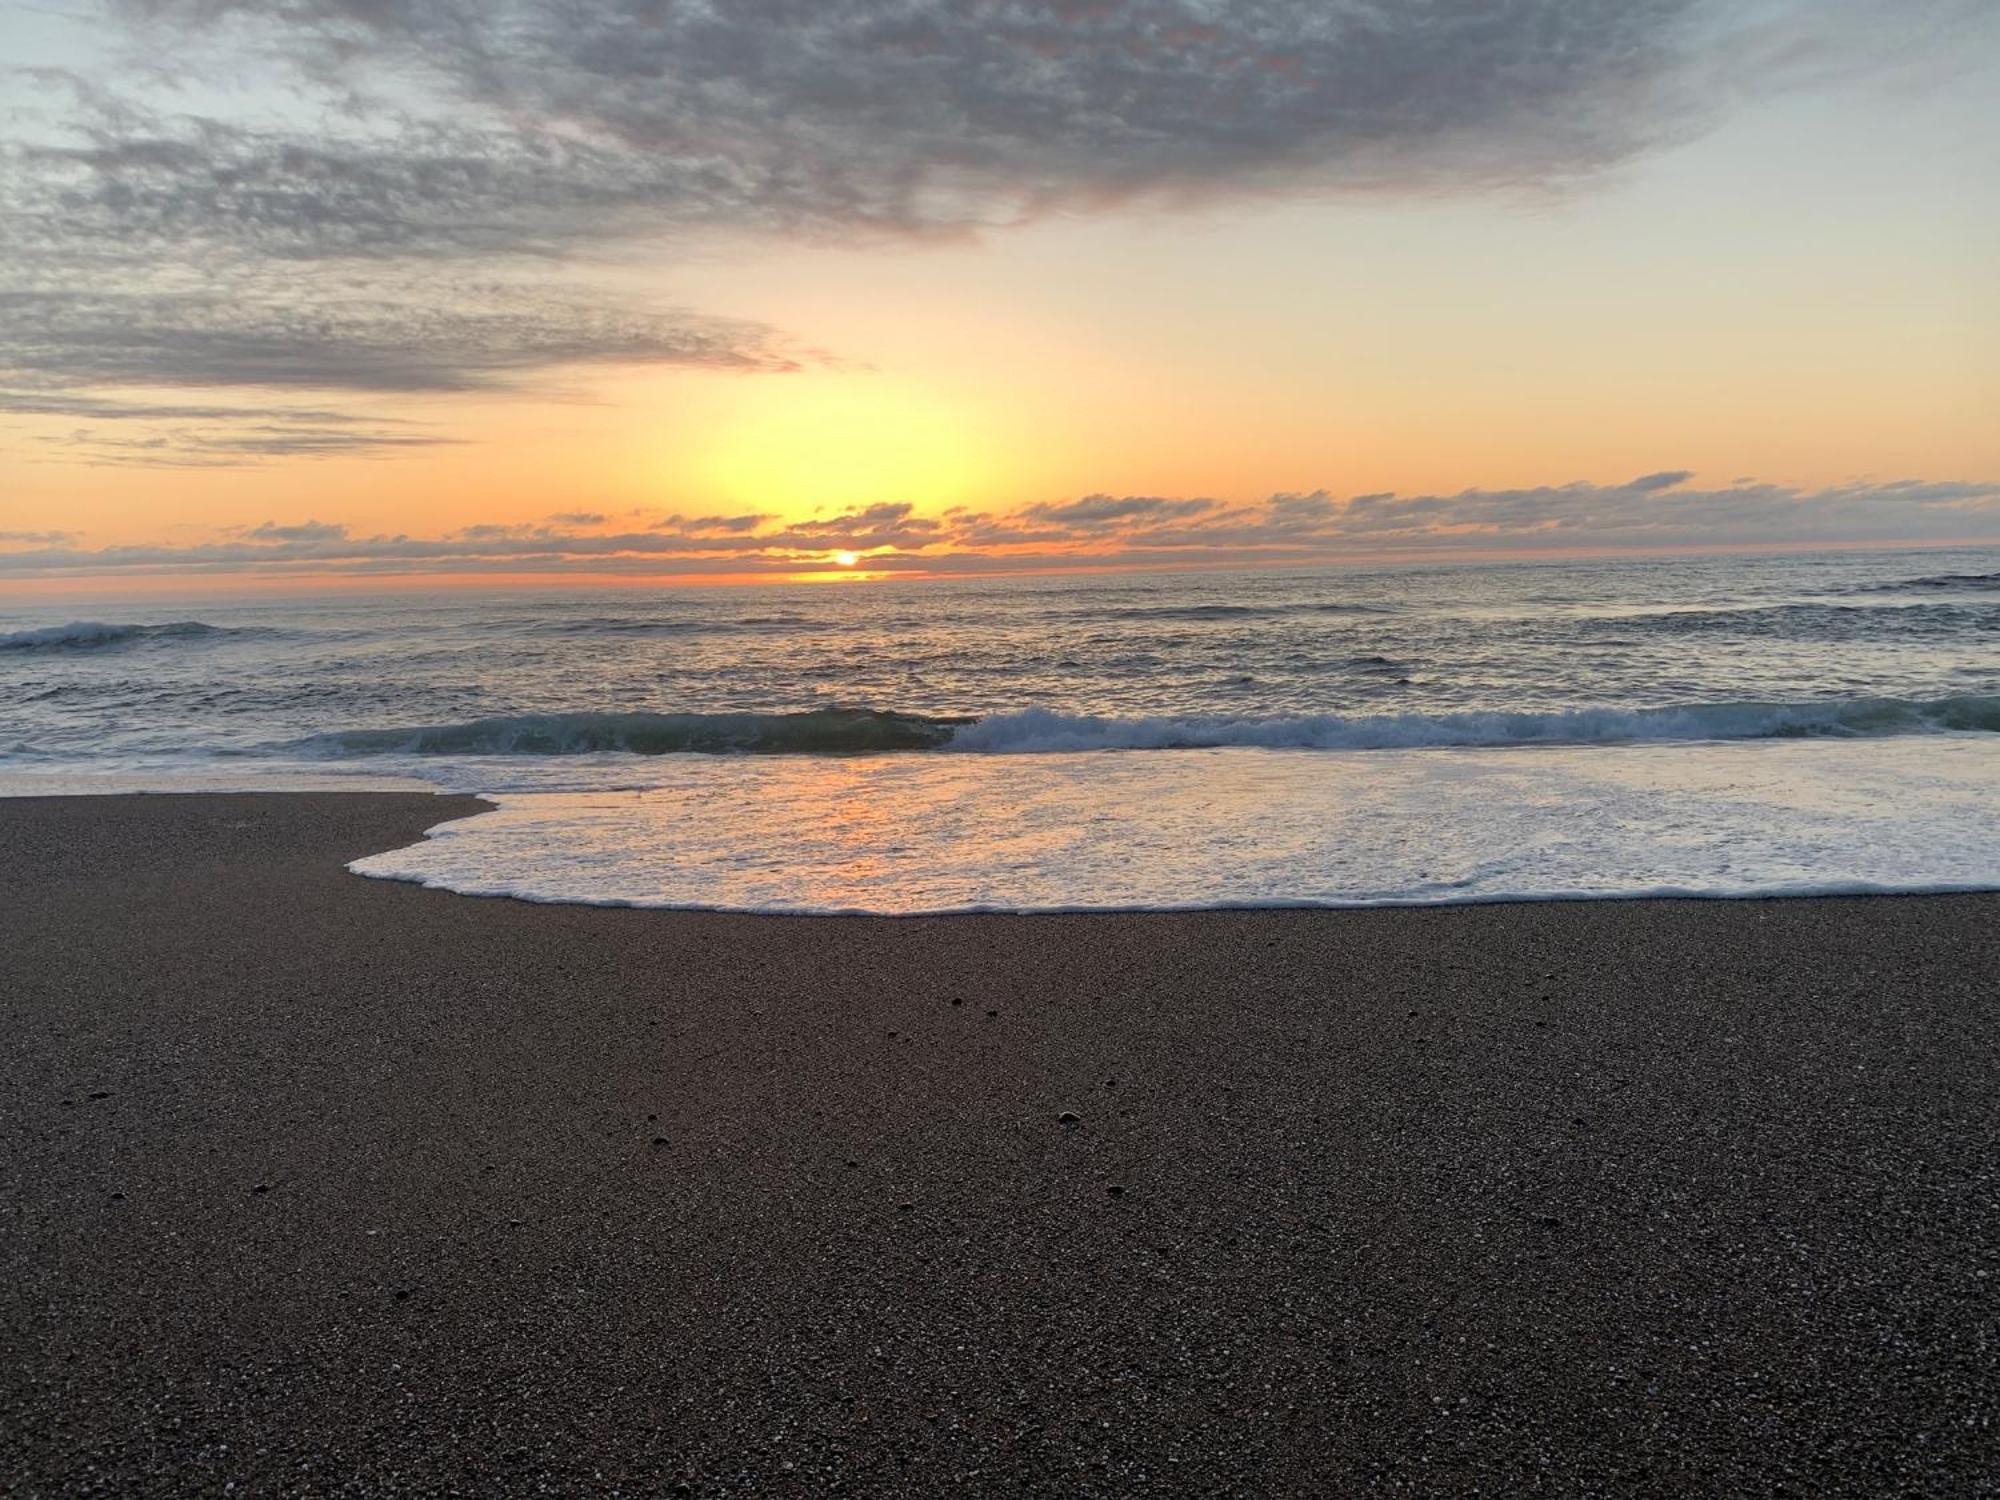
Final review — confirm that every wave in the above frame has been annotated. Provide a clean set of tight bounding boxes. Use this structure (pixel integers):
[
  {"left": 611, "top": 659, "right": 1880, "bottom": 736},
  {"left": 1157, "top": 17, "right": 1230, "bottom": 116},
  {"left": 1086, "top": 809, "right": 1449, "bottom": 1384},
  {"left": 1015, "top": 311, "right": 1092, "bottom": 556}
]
[
  {"left": 0, "top": 620, "right": 242, "bottom": 652},
  {"left": 291, "top": 694, "right": 1999, "bottom": 759},
  {"left": 1071, "top": 601, "right": 1393, "bottom": 623},
  {"left": 1614, "top": 601, "right": 1996, "bottom": 636},
  {"left": 297, "top": 707, "right": 972, "bottom": 757},
  {"left": 529, "top": 612, "right": 815, "bottom": 637},
  {"left": 949, "top": 696, "right": 2000, "bottom": 752},
  {"left": 1869, "top": 571, "right": 2000, "bottom": 593}
]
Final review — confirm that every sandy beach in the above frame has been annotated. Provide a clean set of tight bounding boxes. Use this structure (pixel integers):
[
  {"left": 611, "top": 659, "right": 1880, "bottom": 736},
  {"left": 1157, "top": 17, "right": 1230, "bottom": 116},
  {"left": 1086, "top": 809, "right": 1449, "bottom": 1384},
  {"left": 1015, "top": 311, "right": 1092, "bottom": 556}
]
[{"left": 3, "top": 791, "right": 1995, "bottom": 1495}]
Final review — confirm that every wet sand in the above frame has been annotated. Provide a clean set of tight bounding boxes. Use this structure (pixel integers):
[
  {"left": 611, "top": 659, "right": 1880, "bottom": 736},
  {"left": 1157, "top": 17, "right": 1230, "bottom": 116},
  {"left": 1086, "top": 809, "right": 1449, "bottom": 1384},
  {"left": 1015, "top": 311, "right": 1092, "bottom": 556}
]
[{"left": 3, "top": 792, "right": 1995, "bottom": 1496}]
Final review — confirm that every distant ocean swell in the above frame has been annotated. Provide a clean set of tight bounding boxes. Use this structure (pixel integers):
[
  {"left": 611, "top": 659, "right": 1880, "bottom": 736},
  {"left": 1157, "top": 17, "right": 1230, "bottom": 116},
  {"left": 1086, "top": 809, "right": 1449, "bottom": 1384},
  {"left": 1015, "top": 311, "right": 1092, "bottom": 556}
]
[
  {"left": 292, "top": 694, "right": 2000, "bottom": 759},
  {"left": 1612, "top": 601, "right": 1998, "bottom": 635},
  {"left": 7, "top": 581, "right": 1993, "bottom": 657},
  {"left": 0, "top": 620, "right": 252, "bottom": 651},
  {"left": 1864, "top": 570, "right": 2000, "bottom": 592}
]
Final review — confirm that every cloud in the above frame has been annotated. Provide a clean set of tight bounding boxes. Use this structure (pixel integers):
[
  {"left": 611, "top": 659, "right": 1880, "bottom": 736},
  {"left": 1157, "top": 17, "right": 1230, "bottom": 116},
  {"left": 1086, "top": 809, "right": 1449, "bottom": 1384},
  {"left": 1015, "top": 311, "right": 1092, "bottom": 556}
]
[
  {"left": 0, "top": 282, "right": 800, "bottom": 395},
  {"left": 658, "top": 514, "right": 774, "bottom": 534},
  {"left": 0, "top": 386, "right": 461, "bottom": 463},
  {"left": 2, "top": 0, "right": 1986, "bottom": 467},
  {"left": 1023, "top": 494, "right": 1219, "bottom": 528},
  {"left": 0, "top": 529, "right": 74, "bottom": 544},
  {"left": 1628, "top": 470, "right": 1695, "bottom": 493},
  {"left": 25, "top": 418, "right": 461, "bottom": 467},
  {"left": 5, "top": 473, "right": 1995, "bottom": 578},
  {"left": 547, "top": 511, "right": 608, "bottom": 527},
  {"left": 246, "top": 519, "right": 347, "bottom": 542},
  {"left": 0, "top": 391, "right": 368, "bottom": 423},
  {"left": 0, "top": 75, "right": 806, "bottom": 461},
  {"left": 781, "top": 502, "right": 944, "bottom": 547},
  {"left": 109, "top": 1, "right": 1984, "bottom": 235}
]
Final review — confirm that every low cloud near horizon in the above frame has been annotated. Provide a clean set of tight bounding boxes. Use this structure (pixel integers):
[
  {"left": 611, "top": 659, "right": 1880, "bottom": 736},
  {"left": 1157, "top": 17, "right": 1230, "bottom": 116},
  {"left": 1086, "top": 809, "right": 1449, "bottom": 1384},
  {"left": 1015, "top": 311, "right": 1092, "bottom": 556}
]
[{"left": 5, "top": 473, "right": 1996, "bottom": 581}]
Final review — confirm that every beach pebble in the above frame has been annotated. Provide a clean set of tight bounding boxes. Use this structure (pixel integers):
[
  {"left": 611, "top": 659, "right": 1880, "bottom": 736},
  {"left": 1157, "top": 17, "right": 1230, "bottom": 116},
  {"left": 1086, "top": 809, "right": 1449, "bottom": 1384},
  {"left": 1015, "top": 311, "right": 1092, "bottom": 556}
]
[
  {"left": 1106, "top": 1184, "right": 1126, "bottom": 1197},
  {"left": 1058, "top": 1111, "right": 1081, "bottom": 1126}
]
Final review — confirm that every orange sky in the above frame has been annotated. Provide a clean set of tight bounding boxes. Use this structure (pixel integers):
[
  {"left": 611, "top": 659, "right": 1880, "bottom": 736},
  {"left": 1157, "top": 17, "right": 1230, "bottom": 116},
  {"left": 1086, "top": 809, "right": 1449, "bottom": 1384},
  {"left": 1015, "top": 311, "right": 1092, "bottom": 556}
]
[{"left": 2, "top": 3, "right": 1996, "bottom": 587}]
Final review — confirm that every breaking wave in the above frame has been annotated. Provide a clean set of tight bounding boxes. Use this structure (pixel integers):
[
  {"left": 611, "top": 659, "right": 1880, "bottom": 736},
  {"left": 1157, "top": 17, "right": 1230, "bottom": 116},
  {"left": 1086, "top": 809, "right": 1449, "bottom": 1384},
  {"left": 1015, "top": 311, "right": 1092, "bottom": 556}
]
[
  {"left": 298, "top": 708, "right": 971, "bottom": 757},
  {"left": 292, "top": 694, "right": 2000, "bottom": 759},
  {"left": 0, "top": 620, "right": 243, "bottom": 651},
  {"left": 950, "top": 696, "right": 2000, "bottom": 751}
]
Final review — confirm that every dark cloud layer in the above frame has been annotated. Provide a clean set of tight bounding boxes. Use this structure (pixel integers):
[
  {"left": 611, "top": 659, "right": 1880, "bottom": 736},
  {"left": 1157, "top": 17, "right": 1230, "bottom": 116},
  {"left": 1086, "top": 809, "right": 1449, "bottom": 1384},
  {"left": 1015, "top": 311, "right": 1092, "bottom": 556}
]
[
  {"left": 3, "top": 285, "right": 795, "bottom": 394},
  {"left": 107, "top": 0, "right": 1987, "bottom": 234},
  {"left": 1, "top": 0, "right": 1986, "bottom": 463},
  {"left": 111, "top": 0, "right": 1701, "bottom": 238},
  {"left": 4, "top": 473, "right": 1994, "bottom": 578}
]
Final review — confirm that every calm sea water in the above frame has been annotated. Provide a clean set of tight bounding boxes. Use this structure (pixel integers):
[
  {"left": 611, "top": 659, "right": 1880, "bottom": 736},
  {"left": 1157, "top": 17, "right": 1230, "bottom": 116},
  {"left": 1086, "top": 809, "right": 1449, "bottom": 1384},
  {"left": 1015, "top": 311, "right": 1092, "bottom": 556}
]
[{"left": 4, "top": 547, "right": 1998, "bottom": 911}]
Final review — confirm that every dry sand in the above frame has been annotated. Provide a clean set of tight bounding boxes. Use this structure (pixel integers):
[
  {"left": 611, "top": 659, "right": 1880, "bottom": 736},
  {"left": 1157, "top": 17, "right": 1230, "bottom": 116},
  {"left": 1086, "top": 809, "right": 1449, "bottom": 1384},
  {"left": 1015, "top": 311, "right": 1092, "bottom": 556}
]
[{"left": 3, "top": 792, "right": 1995, "bottom": 1495}]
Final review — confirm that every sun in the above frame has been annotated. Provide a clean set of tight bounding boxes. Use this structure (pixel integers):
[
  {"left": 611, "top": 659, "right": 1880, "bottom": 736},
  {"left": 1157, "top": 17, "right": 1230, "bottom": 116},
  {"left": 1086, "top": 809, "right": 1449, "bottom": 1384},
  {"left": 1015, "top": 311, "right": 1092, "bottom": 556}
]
[{"left": 830, "top": 550, "right": 860, "bottom": 568}]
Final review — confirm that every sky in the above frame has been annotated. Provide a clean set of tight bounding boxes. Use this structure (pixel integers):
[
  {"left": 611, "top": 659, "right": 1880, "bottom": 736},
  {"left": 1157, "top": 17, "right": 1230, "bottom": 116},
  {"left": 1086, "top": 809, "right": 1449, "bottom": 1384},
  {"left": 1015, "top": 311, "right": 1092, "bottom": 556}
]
[{"left": 1, "top": 0, "right": 1997, "bottom": 588}]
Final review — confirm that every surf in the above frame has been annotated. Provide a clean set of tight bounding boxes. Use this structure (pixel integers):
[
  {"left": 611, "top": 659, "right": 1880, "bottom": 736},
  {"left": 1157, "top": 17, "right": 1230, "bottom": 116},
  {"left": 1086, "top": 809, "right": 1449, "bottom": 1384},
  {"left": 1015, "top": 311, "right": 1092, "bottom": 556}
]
[{"left": 289, "top": 693, "right": 2000, "bottom": 759}]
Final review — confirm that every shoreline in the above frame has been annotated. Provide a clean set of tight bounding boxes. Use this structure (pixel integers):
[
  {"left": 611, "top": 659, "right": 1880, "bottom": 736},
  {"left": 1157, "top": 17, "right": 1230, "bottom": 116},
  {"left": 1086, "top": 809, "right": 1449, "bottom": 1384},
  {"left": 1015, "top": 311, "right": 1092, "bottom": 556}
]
[
  {"left": 12, "top": 781, "right": 2000, "bottom": 914},
  {"left": 5, "top": 792, "right": 1996, "bottom": 1494}
]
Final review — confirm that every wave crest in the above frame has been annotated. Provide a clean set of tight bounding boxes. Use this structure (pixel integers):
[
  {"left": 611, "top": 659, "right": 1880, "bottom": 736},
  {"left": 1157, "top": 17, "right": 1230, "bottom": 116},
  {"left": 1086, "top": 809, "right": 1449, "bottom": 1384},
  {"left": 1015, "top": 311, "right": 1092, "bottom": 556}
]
[
  {"left": 290, "top": 694, "right": 1999, "bottom": 759},
  {"left": 949, "top": 696, "right": 2000, "bottom": 752},
  {"left": 1882, "top": 571, "right": 2000, "bottom": 592},
  {"left": 0, "top": 620, "right": 237, "bottom": 651},
  {"left": 1616, "top": 601, "right": 1996, "bottom": 636},
  {"left": 298, "top": 707, "right": 971, "bottom": 757}
]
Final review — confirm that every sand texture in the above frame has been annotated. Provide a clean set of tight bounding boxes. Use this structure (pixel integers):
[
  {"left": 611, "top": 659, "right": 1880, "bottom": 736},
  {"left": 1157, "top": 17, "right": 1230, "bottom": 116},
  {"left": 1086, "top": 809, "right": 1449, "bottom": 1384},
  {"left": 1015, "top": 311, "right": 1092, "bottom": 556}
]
[{"left": 3, "top": 793, "right": 1996, "bottom": 1495}]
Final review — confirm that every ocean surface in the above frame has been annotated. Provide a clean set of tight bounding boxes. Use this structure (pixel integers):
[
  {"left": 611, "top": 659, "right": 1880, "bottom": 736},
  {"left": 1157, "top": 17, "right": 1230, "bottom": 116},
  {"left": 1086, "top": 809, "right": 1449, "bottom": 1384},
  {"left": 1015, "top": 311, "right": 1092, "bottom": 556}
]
[{"left": 4, "top": 547, "right": 1998, "bottom": 912}]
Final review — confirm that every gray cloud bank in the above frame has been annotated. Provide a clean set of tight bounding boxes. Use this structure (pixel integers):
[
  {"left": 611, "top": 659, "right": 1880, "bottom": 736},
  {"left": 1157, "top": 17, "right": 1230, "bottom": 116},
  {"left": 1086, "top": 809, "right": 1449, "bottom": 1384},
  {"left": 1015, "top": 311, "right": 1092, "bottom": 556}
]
[
  {"left": 3, "top": 473, "right": 1995, "bottom": 578},
  {"left": 3, "top": 0, "right": 1988, "bottom": 462},
  {"left": 112, "top": 0, "right": 1985, "bottom": 230}
]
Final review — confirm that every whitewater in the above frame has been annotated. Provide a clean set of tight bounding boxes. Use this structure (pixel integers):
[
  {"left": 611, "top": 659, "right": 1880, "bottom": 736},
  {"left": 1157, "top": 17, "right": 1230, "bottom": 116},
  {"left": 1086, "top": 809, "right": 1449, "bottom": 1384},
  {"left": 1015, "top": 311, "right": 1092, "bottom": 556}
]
[{"left": 4, "top": 546, "right": 1997, "bottom": 912}]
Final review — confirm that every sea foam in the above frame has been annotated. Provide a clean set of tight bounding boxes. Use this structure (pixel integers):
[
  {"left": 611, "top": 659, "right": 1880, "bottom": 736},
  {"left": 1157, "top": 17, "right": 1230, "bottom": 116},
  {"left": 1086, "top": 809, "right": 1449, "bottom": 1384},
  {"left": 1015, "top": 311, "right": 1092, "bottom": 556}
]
[{"left": 348, "top": 736, "right": 2000, "bottom": 915}]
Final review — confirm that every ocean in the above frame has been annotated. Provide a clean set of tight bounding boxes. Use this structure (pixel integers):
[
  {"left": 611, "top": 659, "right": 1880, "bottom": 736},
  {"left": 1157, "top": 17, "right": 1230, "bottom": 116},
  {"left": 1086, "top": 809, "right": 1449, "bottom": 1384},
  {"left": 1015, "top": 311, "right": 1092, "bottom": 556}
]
[{"left": 4, "top": 546, "right": 1997, "bottom": 913}]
